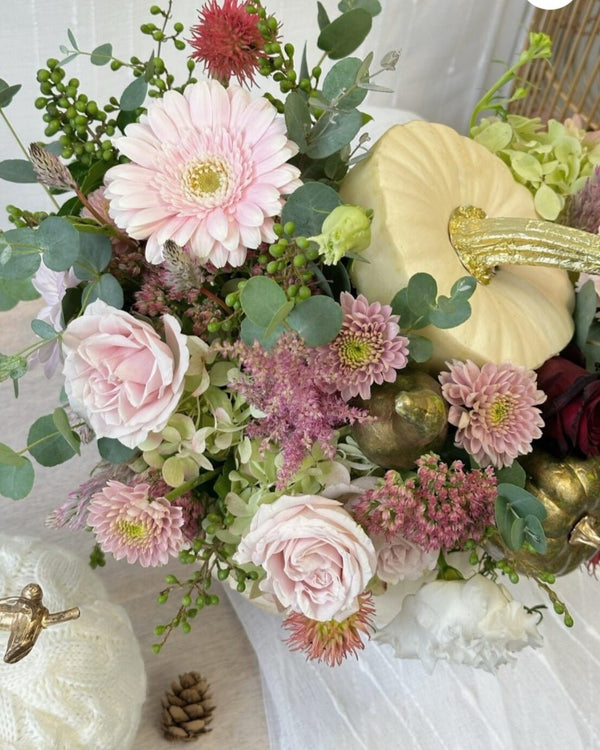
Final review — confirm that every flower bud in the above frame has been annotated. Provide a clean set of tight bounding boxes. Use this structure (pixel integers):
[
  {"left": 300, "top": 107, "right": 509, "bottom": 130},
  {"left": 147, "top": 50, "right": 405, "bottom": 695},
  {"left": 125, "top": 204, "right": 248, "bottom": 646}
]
[{"left": 308, "top": 204, "right": 372, "bottom": 265}]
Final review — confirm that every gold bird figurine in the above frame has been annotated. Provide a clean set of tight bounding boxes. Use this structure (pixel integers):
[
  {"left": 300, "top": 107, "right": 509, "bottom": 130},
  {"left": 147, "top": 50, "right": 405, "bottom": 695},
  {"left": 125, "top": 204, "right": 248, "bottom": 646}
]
[{"left": 0, "top": 583, "right": 80, "bottom": 663}]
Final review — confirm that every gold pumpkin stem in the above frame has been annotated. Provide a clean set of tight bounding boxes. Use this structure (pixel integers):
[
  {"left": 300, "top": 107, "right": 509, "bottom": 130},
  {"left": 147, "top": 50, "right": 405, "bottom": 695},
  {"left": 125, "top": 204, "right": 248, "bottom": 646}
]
[
  {"left": 569, "top": 515, "right": 600, "bottom": 551},
  {"left": 448, "top": 205, "right": 600, "bottom": 285}
]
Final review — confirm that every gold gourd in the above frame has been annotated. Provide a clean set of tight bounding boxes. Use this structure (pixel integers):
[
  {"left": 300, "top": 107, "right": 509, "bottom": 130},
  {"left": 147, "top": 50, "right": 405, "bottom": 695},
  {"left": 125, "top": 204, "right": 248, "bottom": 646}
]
[
  {"left": 513, "top": 451, "right": 600, "bottom": 576},
  {"left": 351, "top": 371, "right": 448, "bottom": 470}
]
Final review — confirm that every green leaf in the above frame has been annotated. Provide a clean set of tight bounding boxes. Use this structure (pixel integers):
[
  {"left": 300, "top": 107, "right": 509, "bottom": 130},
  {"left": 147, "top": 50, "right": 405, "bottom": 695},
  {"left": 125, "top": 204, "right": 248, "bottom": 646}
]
[
  {"left": 322, "top": 57, "right": 367, "bottom": 110},
  {"left": 429, "top": 295, "right": 472, "bottom": 329},
  {"left": 284, "top": 91, "right": 311, "bottom": 152},
  {"left": 240, "top": 317, "right": 285, "bottom": 348},
  {"left": 281, "top": 182, "right": 341, "bottom": 236},
  {"left": 27, "top": 414, "right": 79, "bottom": 467},
  {"left": 73, "top": 233, "right": 112, "bottom": 279},
  {"left": 120, "top": 76, "right": 148, "bottom": 111},
  {"left": 305, "top": 108, "right": 363, "bottom": 159},
  {"left": 31, "top": 319, "right": 57, "bottom": 339},
  {"left": 338, "top": 0, "right": 381, "bottom": 15},
  {"left": 90, "top": 43, "right": 113, "bottom": 65},
  {"left": 97, "top": 437, "right": 138, "bottom": 463},
  {"left": 67, "top": 28, "right": 79, "bottom": 50},
  {"left": 79, "top": 159, "right": 113, "bottom": 195},
  {"left": 575, "top": 278, "right": 597, "bottom": 351},
  {"left": 406, "top": 273, "right": 437, "bottom": 319},
  {"left": 509, "top": 516, "right": 527, "bottom": 551},
  {"left": 264, "top": 300, "right": 295, "bottom": 339},
  {"left": 0, "top": 159, "right": 37, "bottom": 183},
  {"left": 0, "top": 278, "right": 39, "bottom": 311},
  {"left": 534, "top": 183, "right": 562, "bottom": 220},
  {"left": 497, "top": 482, "right": 547, "bottom": 520},
  {"left": 240, "top": 276, "right": 287, "bottom": 327},
  {"left": 288, "top": 295, "right": 343, "bottom": 346},
  {"left": 450, "top": 275, "right": 477, "bottom": 300},
  {"left": 524, "top": 514, "right": 547, "bottom": 554},
  {"left": 495, "top": 461, "right": 526, "bottom": 488},
  {"left": 38, "top": 216, "right": 80, "bottom": 271},
  {"left": 0, "top": 228, "right": 40, "bottom": 280},
  {"left": 316, "top": 2, "right": 331, "bottom": 30},
  {"left": 0, "top": 80, "right": 21, "bottom": 108},
  {"left": 317, "top": 9, "right": 372, "bottom": 59},
  {"left": 52, "top": 407, "right": 81, "bottom": 454},
  {"left": 407, "top": 333, "right": 433, "bottom": 363},
  {"left": 0, "top": 454, "right": 34, "bottom": 499},
  {"left": 85, "top": 273, "right": 124, "bottom": 308},
  {"left": 0, "top": 443, "right": 25, "bottom": 467}
]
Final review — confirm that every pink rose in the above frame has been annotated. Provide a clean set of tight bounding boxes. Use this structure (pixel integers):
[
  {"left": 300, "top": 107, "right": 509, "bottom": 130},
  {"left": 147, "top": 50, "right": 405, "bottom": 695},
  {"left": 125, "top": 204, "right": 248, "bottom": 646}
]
[
  {"left": 234, "top": 494, "right": 376, "bottom": 622},
  {"left": 374, "top": 535, "right": 439, "bottom": 585},
  {"left": 62, "top": 300, "right": 189, "bottom": 448}
]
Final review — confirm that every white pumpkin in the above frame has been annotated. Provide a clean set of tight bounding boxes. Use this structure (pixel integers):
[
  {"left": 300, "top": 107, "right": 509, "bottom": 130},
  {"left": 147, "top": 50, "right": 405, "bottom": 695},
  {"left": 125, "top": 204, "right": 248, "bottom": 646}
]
[
  {"left": 340, "top": 120, "right": 575, "bottom": 370},
  {"left": 0, "top": 534, "right": 146, "bottom": 750}
]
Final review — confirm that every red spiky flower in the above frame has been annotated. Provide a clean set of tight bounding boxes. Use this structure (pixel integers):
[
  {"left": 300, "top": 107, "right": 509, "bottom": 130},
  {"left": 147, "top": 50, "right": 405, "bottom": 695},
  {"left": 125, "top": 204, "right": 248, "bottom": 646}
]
[
  {"left": 283, "top": 592, "right": 376, "bottom": 667},
  {"left": 188, "top": 0, "right": 268, "bottom": 86}
]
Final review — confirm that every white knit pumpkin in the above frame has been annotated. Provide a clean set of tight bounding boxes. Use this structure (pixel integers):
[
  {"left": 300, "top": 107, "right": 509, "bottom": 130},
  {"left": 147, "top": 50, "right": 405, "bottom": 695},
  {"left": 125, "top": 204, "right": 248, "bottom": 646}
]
[{"left": 0, "top": 534, "right": 146, "bottom": 750}]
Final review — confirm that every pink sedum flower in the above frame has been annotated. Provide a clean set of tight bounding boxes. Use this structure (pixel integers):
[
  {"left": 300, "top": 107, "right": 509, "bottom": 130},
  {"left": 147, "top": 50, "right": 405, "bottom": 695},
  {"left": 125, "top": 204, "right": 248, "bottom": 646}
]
[
  {"left": 439, "top": 359, "right": 546, "bottom": 468},
  {"left": 234, "top": 494, "right": 376, "bottom": 622},
  {"left": 62, "top": 300, "right": 189, "bottom": 448},
  {"left": 104, "top": 80, "right": 302, "bottom": 268},
  {"left": 315, "top": 292, "right": 409, "bottom": 401},
  {"left": 88, "top": 480, "right": 185, "bottom": 566}
]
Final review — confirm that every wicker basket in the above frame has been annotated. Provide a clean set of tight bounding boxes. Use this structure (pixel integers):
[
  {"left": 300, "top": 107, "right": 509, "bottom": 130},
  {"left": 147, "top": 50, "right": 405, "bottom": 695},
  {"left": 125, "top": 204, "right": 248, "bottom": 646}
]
[{"left": 509, "top": 0, "right": 600, "bottom": 130}]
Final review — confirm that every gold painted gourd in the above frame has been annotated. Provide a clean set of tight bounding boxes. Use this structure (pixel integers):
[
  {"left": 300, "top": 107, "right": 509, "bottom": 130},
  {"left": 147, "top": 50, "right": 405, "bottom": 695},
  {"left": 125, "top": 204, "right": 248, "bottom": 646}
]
[
  {"left": 514, "top": 451, "right": 600, "bottom": 575},
  {"left": 351, "top": 370, "right": 448, "bottom": 470},
  {"left": 339, "top": 120, "right": 575, "bottom": 371}
]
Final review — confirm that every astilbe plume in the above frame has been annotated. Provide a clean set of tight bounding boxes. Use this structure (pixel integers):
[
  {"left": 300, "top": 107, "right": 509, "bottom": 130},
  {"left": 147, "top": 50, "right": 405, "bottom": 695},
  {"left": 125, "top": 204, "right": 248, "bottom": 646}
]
[
  {"left": 353, "top": 453, "right": 497, "bottom": 551},
  {"left": 221, "top": 332, "right": 367, "bottom": 488},
  {"left": 283, "top": 592, "right": 376, "bottom": 666}
]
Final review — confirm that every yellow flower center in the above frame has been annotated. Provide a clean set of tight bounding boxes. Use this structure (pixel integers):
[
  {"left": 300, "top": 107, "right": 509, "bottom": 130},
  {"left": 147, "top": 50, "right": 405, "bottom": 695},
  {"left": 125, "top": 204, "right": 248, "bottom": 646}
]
[
  {"left": 116, "top": 518, "right": 148, "bottom": 543},
  {"left": 338, "top": 337, "right": 374, "bottom": 368},
  {"left": 183, "top": 157, "right": 230, "bottom": 200},
  {"left": 489, "top": 395, "right": 514, "bottom": 426}
]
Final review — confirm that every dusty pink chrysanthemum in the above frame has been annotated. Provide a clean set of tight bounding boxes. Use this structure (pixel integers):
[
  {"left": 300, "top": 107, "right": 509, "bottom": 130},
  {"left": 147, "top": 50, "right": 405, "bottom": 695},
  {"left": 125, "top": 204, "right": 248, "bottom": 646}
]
[
  {"left": 439, "top": 359, "right": 546, "bottom": 468},
  {"left": 87, "top": 480, "right": 186, "bottom": 567},
  {"left": 188, "top": 0, "right": 267, "bottom": 86},
  {"left": 283, "top": 592, "right": 376, "bottom": 667},
  {"left": 315, "top": 292, "right": 410, "bottom": 401},
  {"left": 353, "top": 454, "right": 497, "bottom": 551},
  {"left": 104, "top": 80, "right": 301, "bottom": 268}
]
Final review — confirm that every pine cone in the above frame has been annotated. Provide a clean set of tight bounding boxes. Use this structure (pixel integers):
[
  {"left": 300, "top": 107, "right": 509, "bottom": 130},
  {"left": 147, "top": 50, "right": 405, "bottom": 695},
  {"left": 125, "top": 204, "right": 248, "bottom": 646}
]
[{"left": 162, "top": 671, "right": 215, "bottom": 742}]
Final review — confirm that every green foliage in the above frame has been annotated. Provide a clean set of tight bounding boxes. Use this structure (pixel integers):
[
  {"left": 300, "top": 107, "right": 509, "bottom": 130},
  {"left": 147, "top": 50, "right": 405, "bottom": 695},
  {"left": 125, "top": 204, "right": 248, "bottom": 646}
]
[
  {"left": 120, "top": 76, "right": 148, "bottom": 111},
  {"left": 38, "top": 216, "right": 80, "bottom": 271},
  {"left": 322, "top": 57, "right": 368, "bottom": 110},
  {"left": 574, "top": 279, "right": 600, "bottom": 370},
  {"left": 0, "top": 278, "right": 38, "bottom": 311},
  {"left": 0, "top": 79, "right": 21, "bottom": 108},
  {"left": 391, "top": 273, "right": 476, "bottom": 332},
  {"left": 0, "top": 159, "right": 37, "bottom": 183},
  {"left": 287, "top": 294, "right": 344, "bottom": 346},
  {"left": 281, "top": 182, "right": 341, "bottom": 236},
  {"left": 90, "top": 43, "right": 113, "bottom": 66},
  {"left": 83, "top": 273, "right": 124, "bottom": 309},
  {"left": 317, "top": 9, "right": 372, "bottom": 60},
  {"left": 27, "top": 413, "right": 80, "bottom": 467},
  {"left": 0, "top": 444, "right": 34, "bottom": 500},
  {"left": 495, "top": 483, "right": 548, "bottom": 554},
  {"left": 0, "top": 228, "right": 41, "bottom": 279},
  {"left": 97, "top": 437, "right": 139, "bottom": 463}
]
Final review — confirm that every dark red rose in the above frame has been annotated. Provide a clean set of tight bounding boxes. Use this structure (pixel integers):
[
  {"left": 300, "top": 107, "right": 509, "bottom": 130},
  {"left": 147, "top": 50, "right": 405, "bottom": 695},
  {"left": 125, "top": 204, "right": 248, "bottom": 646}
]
[{"left": 536, "top": 356, "right": 600, "bottom": 457}]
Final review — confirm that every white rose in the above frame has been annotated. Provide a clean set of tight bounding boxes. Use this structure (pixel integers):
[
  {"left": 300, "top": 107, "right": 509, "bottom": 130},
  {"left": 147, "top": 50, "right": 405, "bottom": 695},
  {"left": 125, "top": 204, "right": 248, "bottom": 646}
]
[
  {"left": 234, "top": 494, "right": 376, "bottom": 622},
  {"left": 375, "top": 574, "right": 542, "bottom": 672},
  {"left": 374, "top": 535, "right": 439, "bottom": 585}
]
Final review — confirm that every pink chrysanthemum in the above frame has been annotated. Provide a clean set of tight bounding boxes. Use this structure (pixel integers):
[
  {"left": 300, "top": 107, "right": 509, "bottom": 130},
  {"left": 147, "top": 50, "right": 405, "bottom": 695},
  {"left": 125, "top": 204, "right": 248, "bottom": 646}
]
[
  {"left": 104, "top": 80, "right": 301, "bottom": 268},
  {"left": 188, "top": 0, "right": 267, "bottom": 86},
  {"left": 315, "top": 292, "right": 410, "bottom": 401},
  {"left": 283, "top": 592, "right": 376, "bottom": 667},
  {"left": 353, "top": 454, "right": 497, "bottom": 551},
  {"left": 439, "top": 359, "right": 546, "bottom": 468},
  {"left": 87, "top": 480, "right": 186, "bottom": 567}
]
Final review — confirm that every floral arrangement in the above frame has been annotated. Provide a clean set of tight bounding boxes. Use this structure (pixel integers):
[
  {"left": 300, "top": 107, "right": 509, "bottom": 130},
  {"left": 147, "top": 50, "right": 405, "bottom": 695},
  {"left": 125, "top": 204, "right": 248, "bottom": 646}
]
[{"left": 2, "top": 0, "right": 600, "bottom": 674}]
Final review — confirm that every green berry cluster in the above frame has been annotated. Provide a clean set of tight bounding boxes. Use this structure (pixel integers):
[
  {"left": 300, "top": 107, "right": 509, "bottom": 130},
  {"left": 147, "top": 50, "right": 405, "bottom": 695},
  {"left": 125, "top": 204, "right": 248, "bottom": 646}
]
[
  {"left": 5, "top": 204, "right": 49, "bottom": 228},
  {"left": 257, "top": 222, "right": 319, "bottom": 300}
]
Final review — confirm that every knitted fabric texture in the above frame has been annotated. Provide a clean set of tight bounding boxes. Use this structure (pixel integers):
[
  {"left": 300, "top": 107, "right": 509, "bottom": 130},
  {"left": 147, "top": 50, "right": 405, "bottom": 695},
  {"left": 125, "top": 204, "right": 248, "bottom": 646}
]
[{"left": 0, "top": 534, "right": 146, "bottom": 750}]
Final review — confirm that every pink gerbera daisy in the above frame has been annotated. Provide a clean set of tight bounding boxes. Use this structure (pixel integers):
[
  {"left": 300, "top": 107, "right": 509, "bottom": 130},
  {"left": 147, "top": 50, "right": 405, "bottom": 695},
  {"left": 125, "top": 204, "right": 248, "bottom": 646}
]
[
  {"left": 439, "top": 359, "right": 546, "bottom": 468},
  {"left": 87, "top": 480, "right": 186, "bottom": 567},
  {"left": 188, "top": 0, "right": 268, "bottom": 86},
  {"left": 104, "top": 80, "right": 301, "bottom": 268},
  {"left": 315, "top": 292, "right": 410, "bottom": 401}
]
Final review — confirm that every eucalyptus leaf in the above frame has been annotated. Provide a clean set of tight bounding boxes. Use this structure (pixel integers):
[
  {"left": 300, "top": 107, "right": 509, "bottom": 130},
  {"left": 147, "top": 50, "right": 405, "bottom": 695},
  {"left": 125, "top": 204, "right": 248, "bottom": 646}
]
[
  {"left": 338, "top": 0, "right": 381, "bottom": 15},
  {"left": 52, "top": 407, "right": 81, "bottom": 454},
  {"left": 429, "top": 296, "right": 472, "bottom": 329},
  {"left": 497, "top": 483, "right": 547, "bottom": 521},
  {"left": 305, "top": 108, "right": 363, "bottom": 159},
  {"left": 0, "top": 278, "right": 39, "bottom": 311},
  {"left": 0, "top": 159, "right": 37, "bottom": 183},
  {"left": 316, "top": 2, "right": 331, "bottom": 30},
  {"left": 524, "top": 514, "right": 547, "bottom": 554},
  {"left": 240, "top": 317, "right": 286, "bottom": 349},
  {"left": 281, "top": 182, "right": 341, "bottom": 236},
  {"left": 495, "top": 461, "right": 526, "bottom": 488},
  {"left": 0, "top": 455, "right": 34, "bottom": 499},
  {"left": 575, "top": 278, "right": 597, "bottom": 351},
  {"left": 407, "top": 333, "right": 433, "bottom": 363},
  {"left": 406, "top": 272, "right": 437, "bottom": 319},
  {"left": 74, "top": 233, "right": 112, "bottom": 279},
  {"left": 31, "top": 319, "right": 57, "bottom": 340},
  {"left": 27, "top": 414, "right": 79, "bottom": 467},
  {"left": 322, "top": 57, "right": 367, "bottom": 110},
  {"left": 0, "top": 228, "right": 41, "bottom": 280},
  {"left": 0, "top": 443, "right": 25, "bottom": 467},
  {"left": 239, "top": 276, "right": 287, "bottom": 327},
  {"left": 0, "top": 81, "right": 21, "bottom": 108},
  {"left": 67, "top": 28, "right": 79, "bottom": 50},
  {"left": 288, "top": 295, "right": 343, "bottom": 346},
  {"left": 509, "top": 515, "right": 527, "bottom": 551},
  {"left": 284, "top": 91, "right": 311, "bottom": 151},
  {"left": 120, "top": 76, "right": 148, "bottom": 111},
  {"left": 317, "top": 9, "right": 372, "bottom": 59},
  {"left": 85, "top": 273, "right": 124, "bottom": 308},
  {"left": 97, "top": 437, "right": 138, "bottom": 463},
  {"left": 265, "top": 300, "right": 295, "bottom": 338},
  {"left": 39, "top": 216, "right": 80, "bottom": 271},
  {"left": 90, "top": 43, "right": 113, "bottom": 65}
]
